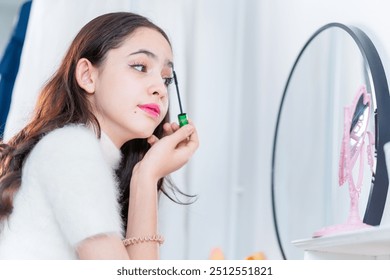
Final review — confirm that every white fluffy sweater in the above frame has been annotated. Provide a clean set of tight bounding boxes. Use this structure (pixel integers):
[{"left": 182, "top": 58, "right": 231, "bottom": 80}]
[{"left": 0, "top": 125, "right": 124, "bottom": 259}]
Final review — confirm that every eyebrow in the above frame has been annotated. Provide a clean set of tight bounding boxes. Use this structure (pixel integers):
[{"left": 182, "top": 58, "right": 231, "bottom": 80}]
[{"left": 129, "top": 49, "right": 174, "bottom": 68}]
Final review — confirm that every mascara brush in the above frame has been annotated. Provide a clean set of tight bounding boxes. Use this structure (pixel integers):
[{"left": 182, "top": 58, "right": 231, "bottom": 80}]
[{"left": 173, "top": 70, "right": 188, "bottom": 127}]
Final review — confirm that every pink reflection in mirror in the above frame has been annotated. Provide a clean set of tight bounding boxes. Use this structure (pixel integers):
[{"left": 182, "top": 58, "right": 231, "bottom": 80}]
[{"left": 313, "top": 85, "right": 374, "bottom": 237}]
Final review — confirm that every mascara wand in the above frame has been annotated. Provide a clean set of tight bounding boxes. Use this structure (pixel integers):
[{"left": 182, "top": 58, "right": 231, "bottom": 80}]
[{"left": 173, "top": 70, "right": 188, "bottom": 127}]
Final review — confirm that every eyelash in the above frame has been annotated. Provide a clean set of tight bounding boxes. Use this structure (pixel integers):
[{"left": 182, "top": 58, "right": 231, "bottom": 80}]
[
  {"left": 164, "top": 77, "right": 173, "bottom": 87},
  {"left": 130, "top": 63, "right": 173, "bottom": 87}
]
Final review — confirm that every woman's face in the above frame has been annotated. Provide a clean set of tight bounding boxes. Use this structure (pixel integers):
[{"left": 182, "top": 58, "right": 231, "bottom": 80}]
[{"left": 89, "top": 27, "right": 173, "bottom": 148}]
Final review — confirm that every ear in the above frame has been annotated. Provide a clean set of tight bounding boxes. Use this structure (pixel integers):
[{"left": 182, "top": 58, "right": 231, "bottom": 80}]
[{"left": 75, "top": 58, "right": 97, "bottom": 94}]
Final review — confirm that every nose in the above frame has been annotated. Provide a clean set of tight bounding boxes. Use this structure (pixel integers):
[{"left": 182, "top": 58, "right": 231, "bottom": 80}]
[{"left": 149, "top": 75, "right": 168, "bottom": 98}]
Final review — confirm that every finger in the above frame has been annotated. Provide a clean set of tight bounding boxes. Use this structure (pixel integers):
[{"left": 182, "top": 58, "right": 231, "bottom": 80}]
[
  {"left": 147, "top": 135, "right": 159, "bottom": 146},
  {"left": 168, "top": 124, "right": 195, "bottom": 146},
  {"left": 163, "top": 122, "right": 174, "bottom": 136},
  {"left": 171, "top": 122, "right": 180, "bottom": 132},
  {"left": 174, "top": 125, "right": 199, "bottom": 160},
  {"left": 177, "top": 122, "right": 199, "bottom": 152},
  {"left": 187, "top": 117, "right": 194, "bottom": 125},
  {"left": 176, "top": 118, "right": 195, "bottom": 147},
  {"left": 186, "top": 124, "right": 199, "bottom": 150}
]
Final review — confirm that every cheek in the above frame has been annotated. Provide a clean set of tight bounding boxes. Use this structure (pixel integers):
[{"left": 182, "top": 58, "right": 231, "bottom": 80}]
[
  {"left": 161, "top": 100, "right": 169, "bottom": 116},
  {"left": 98, "top": 79, "right": 139, "bottom": 108}
]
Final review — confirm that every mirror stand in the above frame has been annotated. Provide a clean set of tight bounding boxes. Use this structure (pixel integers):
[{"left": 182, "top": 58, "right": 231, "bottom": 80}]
[{"left": 313, "top": 86, "right": 373, "bottom": 237}]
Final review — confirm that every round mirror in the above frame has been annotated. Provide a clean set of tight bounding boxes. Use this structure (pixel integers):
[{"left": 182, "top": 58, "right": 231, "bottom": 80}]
[{"left": 271, "top": 23, "right": 390, "bottom": 260}]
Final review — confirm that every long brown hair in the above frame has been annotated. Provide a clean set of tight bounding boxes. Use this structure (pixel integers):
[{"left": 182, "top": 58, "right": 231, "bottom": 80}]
[{"left": 0, "top": 12, "right": 192, "bottom": 230}]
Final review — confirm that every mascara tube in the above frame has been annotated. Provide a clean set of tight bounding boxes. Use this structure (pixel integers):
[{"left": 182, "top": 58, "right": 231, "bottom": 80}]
[{"left": 173, "top": 70, "right": 188, "bottom": 127}]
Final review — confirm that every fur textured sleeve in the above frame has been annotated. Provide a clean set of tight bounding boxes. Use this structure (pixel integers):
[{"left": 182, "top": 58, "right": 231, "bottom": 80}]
[{"left": 28, "top": 125, "right": 124, "bottom": 247}]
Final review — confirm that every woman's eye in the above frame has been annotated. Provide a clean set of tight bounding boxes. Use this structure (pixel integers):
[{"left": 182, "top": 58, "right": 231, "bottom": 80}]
[
  {"left": 131, "top": 64, "right": 147, "bottom": 72},
  {"left": 164, "top": 77, "right": 173, "bottom": 87}
]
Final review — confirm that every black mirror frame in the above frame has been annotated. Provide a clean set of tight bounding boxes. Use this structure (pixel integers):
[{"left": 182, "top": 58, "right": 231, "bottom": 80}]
[{"left": 271, "top": 22, "right": 390, "bottom": 260}]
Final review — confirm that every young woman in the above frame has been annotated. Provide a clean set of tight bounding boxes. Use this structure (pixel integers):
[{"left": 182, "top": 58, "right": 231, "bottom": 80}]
[{"left": 0, "top": 12, "right": 199, "bottom": 260}]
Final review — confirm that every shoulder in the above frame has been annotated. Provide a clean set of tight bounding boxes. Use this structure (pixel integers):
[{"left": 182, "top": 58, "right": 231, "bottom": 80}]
[
  {"left": 36, "top": 124, "right": 98, "bottom": 152},
  {"left": 23, "top": 125, "right": 124, "bottom": 244},
  {"left": 31, "top": 124, "right": 101, "bottom": 160},
  {"left": 27, "top": 124, "right": 104, "bottom": 174}
]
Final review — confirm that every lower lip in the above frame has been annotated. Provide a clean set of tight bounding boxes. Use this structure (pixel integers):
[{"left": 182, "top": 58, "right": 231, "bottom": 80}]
[{"left": 138, "top": 106, "right": 160, "bottom": 118}]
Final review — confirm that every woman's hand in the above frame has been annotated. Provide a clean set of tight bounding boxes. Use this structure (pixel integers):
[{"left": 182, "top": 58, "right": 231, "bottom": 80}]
[{"left": 134, "top": 120, "right": 199, "bottom": 182}]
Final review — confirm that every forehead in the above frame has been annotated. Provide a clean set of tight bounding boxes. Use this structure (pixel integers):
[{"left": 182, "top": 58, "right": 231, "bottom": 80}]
[{"left": 117, "top": 27, "right": 173, "bottom": 60}]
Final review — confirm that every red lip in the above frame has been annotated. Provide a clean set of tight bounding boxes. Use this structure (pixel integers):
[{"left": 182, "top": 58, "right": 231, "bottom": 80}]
[{"left": 138, "top": 103, "right": 161, "bottom": 118}]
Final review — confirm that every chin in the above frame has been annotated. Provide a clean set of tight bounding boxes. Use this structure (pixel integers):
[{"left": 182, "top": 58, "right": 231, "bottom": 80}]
[
  {"left": 135, "top": 128, "right": 155, "bottom": 140},
  {"left": 123, "top": 121, "right": 160, "bottom": 140}
]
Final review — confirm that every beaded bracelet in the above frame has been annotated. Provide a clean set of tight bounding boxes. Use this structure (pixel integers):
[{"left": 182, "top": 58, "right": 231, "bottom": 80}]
[{"left": 123, "top": 234, "right": 164, "bottom": 246}]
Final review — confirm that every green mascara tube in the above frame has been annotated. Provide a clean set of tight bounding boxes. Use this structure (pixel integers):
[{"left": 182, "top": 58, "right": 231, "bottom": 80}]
[{"left": 173, "top": 70, "right": 188, "bottom": 127}]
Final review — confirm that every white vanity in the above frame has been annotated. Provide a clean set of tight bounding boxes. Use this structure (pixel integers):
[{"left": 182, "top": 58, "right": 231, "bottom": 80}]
[{"left": 292, "top": 226, "right": 390, "bottom": 259}]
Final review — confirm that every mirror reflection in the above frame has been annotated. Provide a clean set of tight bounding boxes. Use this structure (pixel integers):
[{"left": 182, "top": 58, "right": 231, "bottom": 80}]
[{"left": 272, "top": 25, "right": 377, "bottom": 259}]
